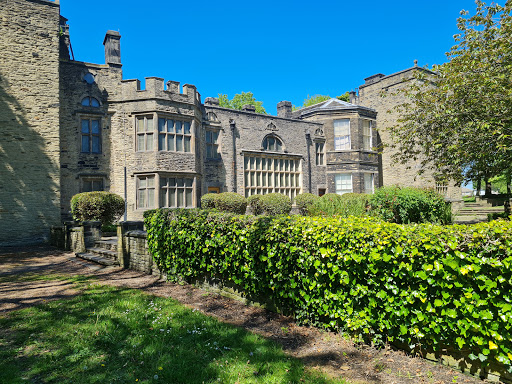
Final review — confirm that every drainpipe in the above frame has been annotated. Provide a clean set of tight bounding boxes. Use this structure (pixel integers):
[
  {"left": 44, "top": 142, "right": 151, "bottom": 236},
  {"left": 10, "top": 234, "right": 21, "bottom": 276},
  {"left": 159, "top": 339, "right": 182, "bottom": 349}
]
[
  {"left": 305, "top": 129, "right": 312, "bottom": 193},
  {"left": 230, "top": 119, "right": 237, "bottom": 193}
]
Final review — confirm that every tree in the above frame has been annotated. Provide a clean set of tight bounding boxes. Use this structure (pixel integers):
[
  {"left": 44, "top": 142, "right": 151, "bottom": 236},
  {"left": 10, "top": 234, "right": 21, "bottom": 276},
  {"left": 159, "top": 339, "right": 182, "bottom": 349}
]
[
  {"left": 218, "top": 92, "right": 267, "bottom": 114},
  {"left": 389, "top": 1, "right": 512, "bottom": 190}
]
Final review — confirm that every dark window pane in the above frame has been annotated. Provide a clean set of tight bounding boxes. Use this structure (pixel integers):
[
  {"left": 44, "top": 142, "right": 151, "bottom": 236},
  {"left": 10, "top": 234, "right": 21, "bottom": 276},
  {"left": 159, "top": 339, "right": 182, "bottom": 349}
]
[
  {"left": 184, "top": 122, "right": 191, "bottom": 134},
  {"left": 167, "top": 120, "right": 174, "bottom": 132},
  {"left": 159, "top": 134, "right": 165, "bottom": 151},
  {"left": 167, "top": 135, "right": 174, "bottom": 151},
  {"left": 176, "top": 136, "right": 183, "bottom": 151},
  {"left": 91, "top": 98, "right": 100, "bottom": 107},
  {"left": 81, "top": 98, "right": 90, "bottom": 106},
  {"left": 185, "top": 178, "right": 193, "bottom": 187},
  {"left": 158, "top": 118, "right": 166, "bottom": 132},
  {"left": 92, "top": 136, "right": 101, "bottom": 153},
  {"left": 83, "top": 180, "right": 92, "bottom": 192},
  {"left": 81, "top": 120, "right": 90, "bottom": 133},
  {"left": 81, "top": 136, "right": 90, "bottom": 152},
  {"left": 91, "top": 120, "right": 100, "bottom": 134},
  {"left": 184, "top": 137, "right": 191, "bottom": 152},
  {"left": 175, "top": 121, "right": 182, "bottom": 134}
]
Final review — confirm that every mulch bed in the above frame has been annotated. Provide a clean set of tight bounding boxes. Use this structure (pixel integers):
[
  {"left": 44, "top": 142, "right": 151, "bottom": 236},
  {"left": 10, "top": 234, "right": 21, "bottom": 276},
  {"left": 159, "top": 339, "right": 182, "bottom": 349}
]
[{"left": 0, "top": 246, "right": 497, "bottom": 384}]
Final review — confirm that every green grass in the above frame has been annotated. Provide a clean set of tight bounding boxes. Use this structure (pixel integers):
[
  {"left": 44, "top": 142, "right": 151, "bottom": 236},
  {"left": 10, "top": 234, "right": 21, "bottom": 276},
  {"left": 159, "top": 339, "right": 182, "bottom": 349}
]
[{"left": 0, "top": 283, "right": 347, "bottom": 384}]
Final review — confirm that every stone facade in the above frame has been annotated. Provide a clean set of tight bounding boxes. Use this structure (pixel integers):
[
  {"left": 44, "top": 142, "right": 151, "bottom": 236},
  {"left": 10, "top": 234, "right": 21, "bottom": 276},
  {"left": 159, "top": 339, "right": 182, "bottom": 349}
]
[
  {"left": 0, "top": 1, "right": 462, "bottom": 245},
  {"left": 0, "top": 0, "right": 62, "bottom": 245},
  {"left": 357, "top": 66, "right": 461, "bottom": 199}
]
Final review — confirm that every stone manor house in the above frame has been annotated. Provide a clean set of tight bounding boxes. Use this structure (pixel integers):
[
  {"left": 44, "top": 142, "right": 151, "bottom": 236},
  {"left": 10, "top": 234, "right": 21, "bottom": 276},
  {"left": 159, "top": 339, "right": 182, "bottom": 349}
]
[{"left": 0, "top": 0, "right": 460, "bottom": 246}]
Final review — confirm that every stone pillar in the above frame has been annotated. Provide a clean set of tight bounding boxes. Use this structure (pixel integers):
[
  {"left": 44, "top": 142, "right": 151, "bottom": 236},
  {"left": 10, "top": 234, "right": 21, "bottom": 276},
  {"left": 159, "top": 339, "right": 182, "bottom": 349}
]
[{"left": 277, "top": 101, "right": 292, "bottom": 118}]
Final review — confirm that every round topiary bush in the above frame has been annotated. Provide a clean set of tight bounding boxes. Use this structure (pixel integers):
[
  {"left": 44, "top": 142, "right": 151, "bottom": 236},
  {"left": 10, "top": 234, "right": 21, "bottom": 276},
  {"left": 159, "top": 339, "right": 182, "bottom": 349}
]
[
  {"left": 71, "top": 191, "right": 125, "bottom": 225},
  {"left": 247, "top": 195, "right": 264, "bottom": 215},
  {"left": 294, "top": 193, "right": 319, "bottom": 215},
  {"left": 215, "top": 192, "right": 247, "bottom": 214},
  {"left": 259, "top": 193, "right": 292, "bottom": 215},
  {"left": 200, "top": 193, "right": 220, "bottom": 210}
]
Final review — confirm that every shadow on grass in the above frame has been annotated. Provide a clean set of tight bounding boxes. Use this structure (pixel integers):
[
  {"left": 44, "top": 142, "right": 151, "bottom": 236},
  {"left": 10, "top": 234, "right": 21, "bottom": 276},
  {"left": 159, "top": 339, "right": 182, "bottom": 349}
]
[{"left": 0, "top": 284, "right": 345, "bottom": 384}]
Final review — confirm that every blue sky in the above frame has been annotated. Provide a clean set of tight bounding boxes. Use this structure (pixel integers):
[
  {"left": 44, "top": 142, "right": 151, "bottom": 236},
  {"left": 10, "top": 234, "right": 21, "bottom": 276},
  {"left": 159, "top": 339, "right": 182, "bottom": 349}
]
[{"left": 60, "top": 0, "right": 478, "bottom": 115}]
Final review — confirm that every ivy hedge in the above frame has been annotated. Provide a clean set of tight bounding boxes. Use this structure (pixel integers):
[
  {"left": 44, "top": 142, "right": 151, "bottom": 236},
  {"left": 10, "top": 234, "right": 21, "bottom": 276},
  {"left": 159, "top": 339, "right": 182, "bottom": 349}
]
[{"left": 144, "top": 209, "right": 512, "bottom": 371}]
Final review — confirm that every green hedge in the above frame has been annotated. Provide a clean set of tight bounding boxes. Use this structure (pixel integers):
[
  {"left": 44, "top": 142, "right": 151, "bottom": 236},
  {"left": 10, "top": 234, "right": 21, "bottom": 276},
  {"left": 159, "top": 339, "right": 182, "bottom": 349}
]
[
  {"left": 200, "top": 192, "right": 247, "bottom": 214},
  {"left": 71, "top": 191, "right": 124, "bottom": 225},
  {"left": 294, "top": 193, "right": 319, "bottom": 215},
  {"left": 247, "top": 193, "right": 292, "bottom": 215},
  {"left": 368, "top": 186, "right": 450, "bottom": 224},
  {"left": 145, "top": 210, "right": 512, "bottom": 370}
]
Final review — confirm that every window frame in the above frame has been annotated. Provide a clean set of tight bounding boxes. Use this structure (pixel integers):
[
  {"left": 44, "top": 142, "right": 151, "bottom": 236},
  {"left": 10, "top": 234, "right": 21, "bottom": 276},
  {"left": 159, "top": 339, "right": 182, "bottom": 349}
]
[
  {"left": 364, "top": 173, "right": 375, "bottom": 194},
  {"left": 334, "top": 173, "right": 353, "bottom": 195},
  {"left": 80, "top": 117, "right": 101, "bottom": 154},
  {"left": 159, "top": 176, "right": 195, "bottom": 208},
  {"left": 136, "top": 174, "right": 156, "bottom": 209},
  {"left": 261, "top": 135, "right": 284, "bottom": 152},
  {"left": 243, "top": 153, "right": 302, "bottom": 200},
  {"left": 333, "top": 119, "right": 351, "bottom": 150},
  {"left": 315, "top": 141, "right": 325, "bottom": 166},
  {"left": 363, "top": 119, "right": 373, "bottom": 150},
  {"left": 80, "top": 177, "right": 104, "bottom": 192},
  {"left": 136, "top": 115, "right": 155, "bottom": 152},
  {"left": 157, "top": 118, "right": 193, "bottom": 153},
  {"left": 205, "top": 129, "right": 221, "bottom": 159},
  {"left": 81, "top": 97, "right": 100, "bottom": 108}
]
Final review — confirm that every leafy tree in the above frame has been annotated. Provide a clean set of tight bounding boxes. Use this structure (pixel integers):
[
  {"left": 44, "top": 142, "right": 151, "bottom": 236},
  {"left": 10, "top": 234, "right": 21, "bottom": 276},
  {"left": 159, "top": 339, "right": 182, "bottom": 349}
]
[
  {"left": 389, "top": 1, "right": 512, "bottom": 190},
  {"left": 336, "top": 92, "right": 350, "bottom": 102},
  {"left": 218, "top": 92, "right": 267, "bottom": 114}
]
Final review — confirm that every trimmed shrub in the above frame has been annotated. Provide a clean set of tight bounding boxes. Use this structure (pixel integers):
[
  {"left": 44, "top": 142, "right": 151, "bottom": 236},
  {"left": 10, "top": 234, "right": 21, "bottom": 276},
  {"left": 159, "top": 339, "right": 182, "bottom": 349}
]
[
  {"left": 368, "top": 186, "right": 450, "bottom": 224},
  {"left": 308, "top": 193, "right": 368, "bottom": 217},
  {"left": 259, "top": 193, "right": 292, "bottom": 215},
  {"left": 200, "top": 193, "right": 219, "bottom": 209},
  {"left": 294, "top": 193, "right": 319, "bottom": 215},
  {"left": 71, "top": 191, "right": 124, "bottom": 225},
  {"left": 145, "top": 210, "right": 512, "bottom": 373},
  {"left": 247, "top": 195, "right": 264, "bottom": 215},
  {"left": 215, "top": 192, "right": 247, "bottom": 214}
]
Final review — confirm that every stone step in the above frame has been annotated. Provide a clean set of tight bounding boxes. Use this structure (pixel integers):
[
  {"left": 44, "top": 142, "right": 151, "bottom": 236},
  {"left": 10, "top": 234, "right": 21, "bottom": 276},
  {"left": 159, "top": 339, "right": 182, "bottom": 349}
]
[
  {"left": 95, "top": 238, "right": 118, "bottom": 252},
  {"left": 75, "top": 252, "right": 119, "bottom": 266},
  {"left": 87, "top": 247, "right": 117, "bottom": 260}
]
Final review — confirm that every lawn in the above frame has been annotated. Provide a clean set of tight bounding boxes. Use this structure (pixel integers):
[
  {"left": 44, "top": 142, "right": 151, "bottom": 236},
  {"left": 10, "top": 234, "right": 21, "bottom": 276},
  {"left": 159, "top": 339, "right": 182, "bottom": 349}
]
[{"left": 0, "top": 282, "right": 346, "bottom": 384}]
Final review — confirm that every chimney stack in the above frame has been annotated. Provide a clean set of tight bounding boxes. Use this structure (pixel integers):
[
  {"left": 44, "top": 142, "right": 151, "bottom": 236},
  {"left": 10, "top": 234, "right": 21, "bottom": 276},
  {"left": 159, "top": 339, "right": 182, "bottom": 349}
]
[
  {"left": 277, "top": 101, "right": 292, "bottom": 118},
  {"left": 349, "top": 91, "right": 358, "bottom": 105},
  {"left": 242, "top": 104, "right": 256, "bottom": 113},
  {"left": 103, "top": 30, "right": 121, "bottom": 66}
]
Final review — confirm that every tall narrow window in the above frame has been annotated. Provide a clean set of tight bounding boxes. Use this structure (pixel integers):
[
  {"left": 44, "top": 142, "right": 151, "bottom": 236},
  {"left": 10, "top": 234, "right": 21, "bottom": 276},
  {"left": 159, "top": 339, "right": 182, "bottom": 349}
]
[
  {"left": 315, "top": 142, "right": 325, "bottom": 165},
  {"left": 364, "top": 173, "right": 374, "bottom": 194},
  {"left": 363, "top": 120, "right": 373, "bottom": 150},
  {"left": 81, "top": 118, "right": 101, "bottom": 153},
  {"left": 334, "top": 119, "right": 350, "bottom": 150},
  {"left": 137, "top": 175, "right": 155, "bottom": 209},
  {"left": 206, "top": 130, "right": 220, "bottom": 159},
  {"left": 335, "top": 174, "right": 352, "bottom": 195},
  {"left": 136, "top": 116, "right": 154, "bottom": 151},
  {"left": 160, "top": 177, "right": 194, "bottom": 208},
  {"left": 157, "top": 118, "right": 192, "bottom": 152}
]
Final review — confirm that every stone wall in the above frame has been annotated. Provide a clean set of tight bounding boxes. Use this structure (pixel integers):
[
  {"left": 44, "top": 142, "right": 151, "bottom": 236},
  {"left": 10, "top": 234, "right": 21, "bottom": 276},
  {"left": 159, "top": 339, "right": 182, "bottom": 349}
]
[
  {"left": 358, "top": 67, "right": 461, "bottom": 199},
  {"left": 0, "top": 0, "right": 62, "bottom": 245},
  {"left": 203, "top": 104, "right": 324, "bottom": 197}
]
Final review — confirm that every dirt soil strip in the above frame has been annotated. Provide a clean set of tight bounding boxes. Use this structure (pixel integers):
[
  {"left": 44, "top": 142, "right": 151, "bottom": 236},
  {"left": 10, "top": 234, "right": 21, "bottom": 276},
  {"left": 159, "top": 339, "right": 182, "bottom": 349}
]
[{"left": 0, "top": 246, "right": 495, "bottom": 384}]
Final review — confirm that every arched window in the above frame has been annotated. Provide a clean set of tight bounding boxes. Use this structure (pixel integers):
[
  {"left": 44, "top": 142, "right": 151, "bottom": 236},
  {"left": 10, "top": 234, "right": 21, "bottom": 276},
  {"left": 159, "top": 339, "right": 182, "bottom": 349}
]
[
  {"left": 262, "top": 135, "right": 283, "bottom": 152},
  {"left": 81, "top": 97, "right": 100, "bottom": 107}
]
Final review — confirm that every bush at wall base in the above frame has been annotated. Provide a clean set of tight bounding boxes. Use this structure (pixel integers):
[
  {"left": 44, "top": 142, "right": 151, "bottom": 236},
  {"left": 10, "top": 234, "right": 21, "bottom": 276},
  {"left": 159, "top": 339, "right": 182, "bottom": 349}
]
[{"left": 70, "top": 191, "right": 124, "bottom": 225}]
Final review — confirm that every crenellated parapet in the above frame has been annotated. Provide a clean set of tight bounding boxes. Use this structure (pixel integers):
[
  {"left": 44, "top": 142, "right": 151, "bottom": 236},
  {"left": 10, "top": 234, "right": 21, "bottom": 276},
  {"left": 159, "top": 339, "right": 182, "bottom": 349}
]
[{"left": 119, "top": 77, "right": 201, "bottom": 105}]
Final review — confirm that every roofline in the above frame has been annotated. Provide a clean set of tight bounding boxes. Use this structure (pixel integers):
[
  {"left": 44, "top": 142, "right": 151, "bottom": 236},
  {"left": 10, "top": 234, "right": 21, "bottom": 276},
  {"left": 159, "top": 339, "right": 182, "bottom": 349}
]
[
  {"left": 359, "top": 66, "right": 436, "bottom": 89},
  {"left": 203, "top": 105, "right": 323, "bottom": 125}
]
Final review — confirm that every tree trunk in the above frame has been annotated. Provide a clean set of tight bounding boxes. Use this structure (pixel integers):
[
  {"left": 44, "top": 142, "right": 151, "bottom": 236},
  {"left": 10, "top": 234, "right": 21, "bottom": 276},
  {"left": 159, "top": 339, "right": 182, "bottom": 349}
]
[
  {"left": 476, "top": 179, "right": 481, "bottom": 197},
  {"left": 485, "top": 179, "right": 492, "bottom": 197}
]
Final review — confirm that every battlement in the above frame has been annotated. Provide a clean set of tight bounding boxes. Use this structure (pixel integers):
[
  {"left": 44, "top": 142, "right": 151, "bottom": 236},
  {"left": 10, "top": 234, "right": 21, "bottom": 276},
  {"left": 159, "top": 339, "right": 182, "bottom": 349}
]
[{"left": 120, "top": 77, "right": 201, "bottom": 104}]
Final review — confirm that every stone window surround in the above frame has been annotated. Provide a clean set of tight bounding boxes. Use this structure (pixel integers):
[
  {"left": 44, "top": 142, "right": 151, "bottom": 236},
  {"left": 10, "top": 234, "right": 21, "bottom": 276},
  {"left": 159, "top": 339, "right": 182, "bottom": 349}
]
[
  {"left": 134, "top": 113, "right": 194, "bottom": 153},
  {"left": 314, "top": 139, "right": 325, "bottom": 166},
  {"left": 134, "top": 172, "right": 197, "bottom": 210},
  {"left": 261, "top": 133, "right": 285, "bottom": 152},
  {"left": 80, "top": 115, "right": 101, "bottom": 154}
]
